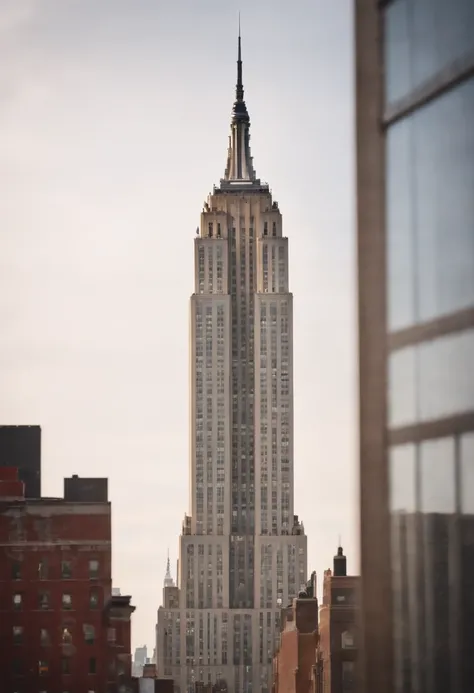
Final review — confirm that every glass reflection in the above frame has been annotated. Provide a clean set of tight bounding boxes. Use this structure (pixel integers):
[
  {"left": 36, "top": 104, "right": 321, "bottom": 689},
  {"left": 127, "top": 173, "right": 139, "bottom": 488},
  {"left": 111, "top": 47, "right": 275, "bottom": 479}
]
[
  {"left": 387, "top": 78, "right": 474, "bottom": 331},
  {"left": 460, "top": 433, "right": 474, "bottom": 514},
  {"left": 387, "top": 118, "right": 415, "bottom": 330},
  {"left": 385, "top": 0, "right": 474, "bottom": 106},
  {"left": 415, "top": 79, "right": 474, "bottom": 323},
  {"left": 420, "top": 437, "right": 455, "bottom": 513},
  {"left": 389, "top": 347, "right": 417, "bottom": 428},
  {"left": 389, "top": 444, "right": 417, "bottom": 512},
  {"left": 385, "top": 0, "right": 411, "bottom": 105},
  {"left": 419, "top": 329, "right": 474, "bottom": 423},
  {"left": 390, "top": 329, "right": 474, "bottom": 428}
]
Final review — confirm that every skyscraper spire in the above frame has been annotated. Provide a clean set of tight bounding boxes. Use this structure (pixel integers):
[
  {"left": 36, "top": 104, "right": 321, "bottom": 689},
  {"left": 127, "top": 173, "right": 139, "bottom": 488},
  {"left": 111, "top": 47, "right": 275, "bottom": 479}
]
[
  {"left": 164, "top": 549, "right": 174, "bottom": 588},
  {"left": 223, "top": 22, "right": 258, "bottom": 184},
  {"left": 236, "top": 13, "right": 243, "bottom": 103}
]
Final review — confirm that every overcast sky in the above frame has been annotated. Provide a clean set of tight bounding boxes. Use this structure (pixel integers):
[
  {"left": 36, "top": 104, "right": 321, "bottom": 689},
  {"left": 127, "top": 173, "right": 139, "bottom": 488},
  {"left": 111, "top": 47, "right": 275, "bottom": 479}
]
[{"left": 0, "top": 0, "right": 356, "bottom": 649}]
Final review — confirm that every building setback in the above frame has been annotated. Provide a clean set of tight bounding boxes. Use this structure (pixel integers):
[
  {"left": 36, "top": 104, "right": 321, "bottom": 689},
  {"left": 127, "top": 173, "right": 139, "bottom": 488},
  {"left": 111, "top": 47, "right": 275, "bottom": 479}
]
[
  {"left": 156, "top": 31, "right": 307, "bottom": 693},
  {"left": 0, "top": 425, "right": 41, "bottom": 498},
  {"left": 0, "top": 468, "right": 135, "bottom": 693},
  {"left": 356, "top": 1, "right": 474, "bottom": 692}
]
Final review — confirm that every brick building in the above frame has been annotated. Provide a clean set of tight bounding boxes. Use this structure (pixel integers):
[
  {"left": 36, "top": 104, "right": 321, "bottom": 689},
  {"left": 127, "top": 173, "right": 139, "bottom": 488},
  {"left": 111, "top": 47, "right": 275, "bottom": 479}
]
[
  {"left": 0, "top": 467, "right": 135, "bottom": 693},
  {"left": 316, "top": 547, "right": 359, "bottom": 693},
  {"left": 272, "top": 574, "right": 319, "bottom": 693}
]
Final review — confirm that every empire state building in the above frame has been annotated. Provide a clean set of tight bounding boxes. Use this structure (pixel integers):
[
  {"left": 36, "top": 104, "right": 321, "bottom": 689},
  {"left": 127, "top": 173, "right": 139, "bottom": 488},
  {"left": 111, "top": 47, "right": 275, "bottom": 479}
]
[{"left": 156, "top": 33, "right": 307, "bottom": 693}]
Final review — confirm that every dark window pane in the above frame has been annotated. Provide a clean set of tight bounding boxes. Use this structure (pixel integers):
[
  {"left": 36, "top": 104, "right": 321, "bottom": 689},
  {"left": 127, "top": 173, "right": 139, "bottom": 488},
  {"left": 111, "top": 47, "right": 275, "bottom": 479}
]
[
  {"left": 89, "top": 559, "right": 99, "bottom": 578},
  {"left": 13, "top": 626, "right": 23, "bottom": 644},
  {"left": 38, "top": 559, "right": 48, "bottom": 579},
  {"left": 38, "top": 592, "right": 50, "bottom": 609},
  {"left": 61, "top": 561, "right": 72, "bottom": 578},
  {"left": 84, "top": 625, "right": 95, "bottom": 644},
  {"left": 11, "top": 561, "right": 21, "bottom": 580},
  {"left": 89, "top": 657, "right": 97, "bottom": 674}
]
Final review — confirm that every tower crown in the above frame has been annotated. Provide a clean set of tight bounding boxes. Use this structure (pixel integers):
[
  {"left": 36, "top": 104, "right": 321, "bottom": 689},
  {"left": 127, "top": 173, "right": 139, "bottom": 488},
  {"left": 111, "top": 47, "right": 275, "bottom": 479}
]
[
  {"left": 221, "top": 24, "right": 266, "bottom": 190},
  {"left": 163, "top": 550, "right": 175, "bottom": 588}
]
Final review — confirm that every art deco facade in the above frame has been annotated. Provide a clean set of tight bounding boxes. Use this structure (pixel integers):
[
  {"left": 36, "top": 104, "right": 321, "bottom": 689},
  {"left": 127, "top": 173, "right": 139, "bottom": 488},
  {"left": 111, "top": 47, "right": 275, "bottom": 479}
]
[
  {"left": 356, "top": 1, "right": 474, "bottom": 692},
  {"left": 157, "top": 35, "right": 307, "bottom": 693}
]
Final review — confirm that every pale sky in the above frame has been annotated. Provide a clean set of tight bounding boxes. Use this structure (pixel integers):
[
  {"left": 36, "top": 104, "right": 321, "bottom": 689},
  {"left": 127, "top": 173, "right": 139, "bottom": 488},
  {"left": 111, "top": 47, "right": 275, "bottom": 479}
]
[{"left": 0, "top": 0, "right": 356, "bottom": 650}]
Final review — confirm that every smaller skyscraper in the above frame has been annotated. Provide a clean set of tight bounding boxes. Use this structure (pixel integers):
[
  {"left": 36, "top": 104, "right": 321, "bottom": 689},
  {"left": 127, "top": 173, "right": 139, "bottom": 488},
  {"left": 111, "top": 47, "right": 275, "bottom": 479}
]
[{"left": 0, "top": 425, "right": 41, "bottom": 498}]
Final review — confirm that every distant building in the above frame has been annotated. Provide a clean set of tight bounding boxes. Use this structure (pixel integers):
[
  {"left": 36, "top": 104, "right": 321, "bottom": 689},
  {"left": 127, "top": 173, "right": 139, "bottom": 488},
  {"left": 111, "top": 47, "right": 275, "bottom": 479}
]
[
  {"left": 316, "top": 547, "right": 359, "bottom": 693},
  {"left": 133, "top": 644, "right": 149, "bottom": 677},
  {"left": 0, "top": 425, "right": 41, "bottom": 498},
  {"left": 0, "top": 467, "right": 135, "bottom": 693},
  {"left": 272, "top": 574, "right": 319, "bottom": 693}
]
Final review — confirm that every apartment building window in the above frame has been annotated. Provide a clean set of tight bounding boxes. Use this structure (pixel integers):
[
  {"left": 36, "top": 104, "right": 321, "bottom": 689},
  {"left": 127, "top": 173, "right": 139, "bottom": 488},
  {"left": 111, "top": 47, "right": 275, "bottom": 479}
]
[
  {"left": 342, "top": 661, "right": 355, "bottom": 689},
  {"left": 62, "top": 628, "right": 73, "bottom": 644},
  {"left": 12, "top": 593, "right": 22, "bottom": 610},
  {"left": 89, "top": 590, "right": 99, "bottom": 609},
  {"left": 84, "top": 625, "right": 95, "bottom": 644},
  {"left": 89, "top": 657, "right": 97, "bottom": 674},
  {"left": 39, "top": 659, "right": 49, "bottom": 675},
  {"left": 39, "top": 591, "right": 50, "bottom": 609},
  {"left": 11, "top": 561, "right": 21, "bottom": 580},
  {"left": 342, "top": 630, "right": 355, "bottom": 649},
  {"left": 12, "top": 658, "right": 22, "bottom": 675},
  {"left": 61, "top": 656, "right": 71, "bottom": 674},
  {"left": 40, "top": 628, "right": 50, "bottom": 646},
  {"left": 89, "top": 559, "right": 99, "bottom": 579},
  {"left": 38, "top": 559, "right": 48, "bottom": 579},
  {"left": 62, "top": 593, "right": 72, "bottom": 610},
  {"left": 61, "top": 561, "right": 72, "bottom": 578},
  {"left": 13, "top": 626, "right": 23, "bottom": 645}
]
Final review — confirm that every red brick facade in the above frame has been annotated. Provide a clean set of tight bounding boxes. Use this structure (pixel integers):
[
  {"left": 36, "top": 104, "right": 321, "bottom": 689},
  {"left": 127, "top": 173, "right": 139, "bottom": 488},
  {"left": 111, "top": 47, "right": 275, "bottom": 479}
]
[
  {"left": 272, "top": 597, "right": 319, "bottom": 693},
  {"left": 0, "top": 467, "right": 135, "bottom": 693},
  {"left": 316, "top": 550, "right": 359, "bottom": 693}
]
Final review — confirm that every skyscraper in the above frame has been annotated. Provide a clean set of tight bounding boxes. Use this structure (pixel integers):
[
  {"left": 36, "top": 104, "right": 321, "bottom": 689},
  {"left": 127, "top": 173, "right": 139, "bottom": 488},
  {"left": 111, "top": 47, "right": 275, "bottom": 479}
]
[
  {"left": 356, "top": 1, "right": 474, "bottom": 692},
  {"left": 157, "top": 33, "right": 307, "bottom": 693}
]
